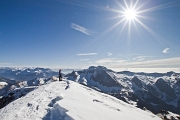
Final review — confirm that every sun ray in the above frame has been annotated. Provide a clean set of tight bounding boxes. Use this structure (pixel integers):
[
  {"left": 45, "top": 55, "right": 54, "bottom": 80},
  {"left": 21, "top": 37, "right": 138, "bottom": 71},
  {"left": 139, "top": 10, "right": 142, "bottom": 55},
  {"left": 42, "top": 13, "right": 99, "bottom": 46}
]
[
  {"left": 138, "top": 1, "right": 178, "bottom": 14},
  {"left": 135, "top": 18, "right": 167, "bottom": 46}
]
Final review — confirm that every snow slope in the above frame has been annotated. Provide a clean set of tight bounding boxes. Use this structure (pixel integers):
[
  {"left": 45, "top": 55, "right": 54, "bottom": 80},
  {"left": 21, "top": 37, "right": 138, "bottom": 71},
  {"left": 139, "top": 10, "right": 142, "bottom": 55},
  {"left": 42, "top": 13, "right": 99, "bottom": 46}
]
[{"left": 0, "top": 80, "right": 160, "bottom": 120}]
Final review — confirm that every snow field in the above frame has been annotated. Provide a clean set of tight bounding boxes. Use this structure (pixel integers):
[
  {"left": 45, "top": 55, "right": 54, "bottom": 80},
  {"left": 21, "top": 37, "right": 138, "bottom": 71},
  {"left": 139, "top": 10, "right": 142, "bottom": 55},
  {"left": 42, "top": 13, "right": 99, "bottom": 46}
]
[{"left": 0, "top": 80, "right": 161, "bottom": 120}]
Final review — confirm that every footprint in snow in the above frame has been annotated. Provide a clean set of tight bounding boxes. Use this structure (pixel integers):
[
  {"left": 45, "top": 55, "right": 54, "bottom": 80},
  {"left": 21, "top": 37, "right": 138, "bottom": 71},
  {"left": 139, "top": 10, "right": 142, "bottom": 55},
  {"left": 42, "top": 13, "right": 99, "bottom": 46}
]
[
  {"left": 27, "top": 103, "right": 32, "bottom": 107},
  {"left": 93, "top": 99, "right": 121, "bottom": 112},
  {"left": 27, "top": 102, "right": 39, "bottom": 111},
  {"left": 65, "top": 80, "right": 70, "bottom": 90},
  {"left": 93, "top": 99, "right": 103, "bottom": 103}
]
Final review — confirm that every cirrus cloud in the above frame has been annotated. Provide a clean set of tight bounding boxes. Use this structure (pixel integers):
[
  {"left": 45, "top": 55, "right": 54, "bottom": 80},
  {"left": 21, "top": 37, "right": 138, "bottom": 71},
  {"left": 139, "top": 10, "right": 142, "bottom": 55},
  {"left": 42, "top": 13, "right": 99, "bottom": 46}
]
[
  {"left": 162, "top": 48, "right": 170, "bottom": 54},
  {"left": 77, "top": 53, "right": 97, "bottom": 56},
  {"left": 71, "top": 23, "right": 91, "bottom": 35},
  {"left": 95, "top": 57, "right": 180, "bottom": 68},
  {"left": 96, "top": 58, "right": 126, "bottom": 64}
]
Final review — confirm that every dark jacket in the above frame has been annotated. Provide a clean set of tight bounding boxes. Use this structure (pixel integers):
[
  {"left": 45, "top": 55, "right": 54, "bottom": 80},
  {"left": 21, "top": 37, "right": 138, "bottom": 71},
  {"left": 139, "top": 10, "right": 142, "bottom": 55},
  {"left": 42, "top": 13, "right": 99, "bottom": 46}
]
[{"left": 59, "top": 70, "right": 62, "bottom": 81}]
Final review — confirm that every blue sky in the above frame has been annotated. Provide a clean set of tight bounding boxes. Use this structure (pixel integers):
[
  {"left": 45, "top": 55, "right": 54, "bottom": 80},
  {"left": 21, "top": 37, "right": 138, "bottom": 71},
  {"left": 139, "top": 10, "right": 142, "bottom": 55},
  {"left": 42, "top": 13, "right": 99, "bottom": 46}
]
[{"left": 0, "top": 0, "right": 180, "bottom": 70}]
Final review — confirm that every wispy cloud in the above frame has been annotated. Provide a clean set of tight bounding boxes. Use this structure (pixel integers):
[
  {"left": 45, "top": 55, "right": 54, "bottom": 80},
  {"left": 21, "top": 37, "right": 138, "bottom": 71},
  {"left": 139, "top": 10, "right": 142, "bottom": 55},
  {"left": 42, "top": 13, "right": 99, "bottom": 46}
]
[
  {"left": 162, "top": 48, "right": 170, "bottom": 54},
  {"left": 124, "top": 57, "right": 180, "bottom": 68},
  {"left": 107, "top": 52, "right": 112, "bottom": 56},
  {"left": 80, "top": 59, "right": 90, "bottom": 61},
  {"left": 95, "top": 57, "right": 180, "bottom": 68},
  {"left": 133, "top": 56, "right": 145, "bottom": 61},
  {"left": 129, "top": 54, "right": 142, "bottom": 56},
  {"left": 71, "top": 23, "right": 91, "bottom": 35},
  {"left": 96, "top": 58, "right": 126, "bottom": 64},
  {"left": 133, "top": 56, "right": 153, "bottom": 61},
  {"left": 77, "top": 53, "right": 97, "bottom": 56}
]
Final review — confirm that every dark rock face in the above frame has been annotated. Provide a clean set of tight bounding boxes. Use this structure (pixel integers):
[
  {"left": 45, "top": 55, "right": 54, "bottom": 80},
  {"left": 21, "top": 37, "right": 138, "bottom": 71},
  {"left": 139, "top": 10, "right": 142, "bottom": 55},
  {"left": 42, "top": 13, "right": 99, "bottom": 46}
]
[
  {"left": 178, "top": 98, "right": 180, "bottom": 109},
  {"left": 176, "top": 80, "right": 180, "bottom": 86},
  {"left": 147, "top": 84, "right": 160, "bottom": 97},
  {"left": 0, "top": 87, "right": 35, "bottom": 109},
  {"left": 131, "top": 77, "right": 143, "bottom": 87},
  {"left": 90, "top": 67, "right": 120, "bottom": 87},
  {"left": 155, "top": 78, "right": 176, "bottom": 98}
]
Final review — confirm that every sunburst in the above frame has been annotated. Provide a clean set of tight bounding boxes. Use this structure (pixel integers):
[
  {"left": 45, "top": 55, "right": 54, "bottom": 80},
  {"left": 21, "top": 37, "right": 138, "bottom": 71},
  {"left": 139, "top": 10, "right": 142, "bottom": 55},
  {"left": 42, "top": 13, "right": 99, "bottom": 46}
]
[
  {"left": 123, "top": 8, "right": 138, "bottom": 21},
  {"left": 116, "top": 0, "right": 144, "bottom": 33}
]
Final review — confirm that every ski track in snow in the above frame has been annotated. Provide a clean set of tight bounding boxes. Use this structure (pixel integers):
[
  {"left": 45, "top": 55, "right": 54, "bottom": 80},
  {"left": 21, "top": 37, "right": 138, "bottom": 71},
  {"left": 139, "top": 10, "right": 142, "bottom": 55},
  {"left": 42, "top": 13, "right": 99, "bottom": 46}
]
[{"left": 0, "top": 79, "right": 161, "bottom": 120}]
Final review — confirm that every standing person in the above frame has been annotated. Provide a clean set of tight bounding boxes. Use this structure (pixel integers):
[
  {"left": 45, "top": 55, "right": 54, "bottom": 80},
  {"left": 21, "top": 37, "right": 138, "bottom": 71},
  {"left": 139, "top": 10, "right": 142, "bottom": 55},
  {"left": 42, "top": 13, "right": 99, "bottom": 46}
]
[{"left": 59, "top": 69, "right": 62, "bottom": 81}]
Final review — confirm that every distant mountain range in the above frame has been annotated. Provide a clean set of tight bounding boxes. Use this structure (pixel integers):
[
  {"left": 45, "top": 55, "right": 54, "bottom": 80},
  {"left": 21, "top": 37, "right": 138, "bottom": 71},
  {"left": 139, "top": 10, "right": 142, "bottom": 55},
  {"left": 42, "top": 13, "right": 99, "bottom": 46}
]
[
  {"left": 0, "top": 67, "right": 58, "bottom": 81},
  {"left": 0, "top": 66, "right": 180, "bottom": 115}
]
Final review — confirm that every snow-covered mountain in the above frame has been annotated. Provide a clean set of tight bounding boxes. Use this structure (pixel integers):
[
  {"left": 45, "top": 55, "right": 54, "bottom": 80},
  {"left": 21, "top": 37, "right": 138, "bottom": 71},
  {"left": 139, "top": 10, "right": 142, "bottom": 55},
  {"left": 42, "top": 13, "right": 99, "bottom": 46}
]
[
  {"left": 0, "top": 67, "right": 58, "bottom": 81},
  {"left": 1, "top": 66, "right": 180, "bottom": 117},
  {"left": 65, "top": 66, "right": 180, "bottom": 114},
  {"left": 0, "top": 77, "right": 16, "bottom": 96},
  {"left": 0, "top": 80, "right": 161, "bottom": 120}
]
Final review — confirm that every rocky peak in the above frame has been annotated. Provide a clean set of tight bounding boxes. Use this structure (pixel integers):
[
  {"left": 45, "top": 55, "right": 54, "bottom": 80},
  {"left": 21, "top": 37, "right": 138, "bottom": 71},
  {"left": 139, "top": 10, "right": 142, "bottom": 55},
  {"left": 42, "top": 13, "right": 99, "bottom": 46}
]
[
  {"left": 89, "top": 67, "right": 120, "bottom": 87},
  {"left": 131, "top": 76, "right": 143, "bottom": 88},
  {"left": 155, "top": 78, "right": 176, "bottom": 98}
]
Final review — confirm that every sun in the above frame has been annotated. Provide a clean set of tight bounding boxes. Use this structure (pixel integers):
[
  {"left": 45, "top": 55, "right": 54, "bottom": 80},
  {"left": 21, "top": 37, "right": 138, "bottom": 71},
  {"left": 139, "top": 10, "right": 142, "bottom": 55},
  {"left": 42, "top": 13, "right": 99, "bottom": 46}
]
[
  {"left": 124, "top": 8, "right": 137, "bottom": 21},
  {"left": 118, "top": 0, "right": 141, "bottom": 28},
  {"left": 105, "top": 0, "right": 143, "bottom": 33}
]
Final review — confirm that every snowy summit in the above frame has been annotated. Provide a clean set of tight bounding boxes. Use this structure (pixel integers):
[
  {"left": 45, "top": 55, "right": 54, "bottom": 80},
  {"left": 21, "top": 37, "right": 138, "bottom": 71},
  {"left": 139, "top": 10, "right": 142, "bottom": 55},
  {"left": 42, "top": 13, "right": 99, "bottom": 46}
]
[{"left": 0, "top": 79, "right": 160, "bottom": 120}]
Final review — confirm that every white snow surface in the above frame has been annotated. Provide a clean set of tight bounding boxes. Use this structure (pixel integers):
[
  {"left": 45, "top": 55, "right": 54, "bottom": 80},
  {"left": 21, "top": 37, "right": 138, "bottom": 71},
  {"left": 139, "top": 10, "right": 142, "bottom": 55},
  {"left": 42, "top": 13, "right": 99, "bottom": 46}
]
[{"left": 0, "top": 80, "right": 160, "bottom": 120}]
